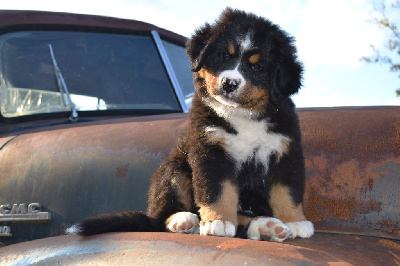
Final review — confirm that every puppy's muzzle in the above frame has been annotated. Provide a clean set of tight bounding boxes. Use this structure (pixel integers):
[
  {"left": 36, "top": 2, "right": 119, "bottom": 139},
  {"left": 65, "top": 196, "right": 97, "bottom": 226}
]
[{"left": 221, "top": 78, "right": 241, "bottom": 97}]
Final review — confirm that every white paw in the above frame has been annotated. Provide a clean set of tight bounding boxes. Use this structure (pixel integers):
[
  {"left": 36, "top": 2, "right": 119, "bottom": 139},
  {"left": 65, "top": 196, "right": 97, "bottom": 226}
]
[
  {"left": 65, "top": 224, "right": 81, "bottom": 235},
  {"left": 166, "top": 212, "right": 200, "bottom": 234},
  {"left": 247, "top": 217, "right": 291, "bottom": 242},
  {"left": 286, "top": 221, "right": 314, "bottom": 239},
  {"left": 200, "top": 220, "right": 236, "bottom": 237}
]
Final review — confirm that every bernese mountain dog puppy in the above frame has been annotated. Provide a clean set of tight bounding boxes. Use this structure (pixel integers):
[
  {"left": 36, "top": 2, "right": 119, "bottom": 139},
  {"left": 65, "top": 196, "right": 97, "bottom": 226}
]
[{"left": 67, "top": 7, "right": 314, "bottom": 242}]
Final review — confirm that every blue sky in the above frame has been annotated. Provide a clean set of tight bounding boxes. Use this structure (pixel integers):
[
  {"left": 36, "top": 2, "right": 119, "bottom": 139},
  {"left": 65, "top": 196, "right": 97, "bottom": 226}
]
[{"left": 1, "top": 0, "right": 399, "bottom": 107}]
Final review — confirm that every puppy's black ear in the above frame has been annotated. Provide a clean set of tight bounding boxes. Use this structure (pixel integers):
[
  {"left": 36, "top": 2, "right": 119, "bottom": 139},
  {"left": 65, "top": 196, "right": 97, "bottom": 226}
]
[
  {"left": 186, "top": 7, "right": 235, "bottom": 72},
  {"left": 271, "top": 45, "right": 303, "bottom": 105},
  {"left": 186, "top": 23, "right": 214, "bottom": 72}
]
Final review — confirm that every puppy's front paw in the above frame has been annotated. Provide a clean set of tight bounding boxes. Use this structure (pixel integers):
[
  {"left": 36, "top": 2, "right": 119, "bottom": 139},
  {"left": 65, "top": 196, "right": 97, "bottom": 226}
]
[
  {"left": 286, "top": 221, "right": 314, "bottom": 239},
  {"left": 166, "top": 212, "right": 200, "bottom": 234},
  {"left": 247, "top": 217, "right": 291, "bottom": 242},
  {"left": 200, "top": 220, "right": 236, "bottom": 237}
]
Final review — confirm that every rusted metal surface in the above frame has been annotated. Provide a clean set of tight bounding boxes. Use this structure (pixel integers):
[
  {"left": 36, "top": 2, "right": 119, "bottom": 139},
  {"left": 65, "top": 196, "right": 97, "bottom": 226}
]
[
  {"left": 0, "top": 10, "right": 186, "bottom": 44},
  {"left": 0, "top": 114, "right": 188, "bottom": 245},
  {"left": 0, "top": 232, "right": 399, "bottom": 265},
  {"left": 0, "top": 106, "right": 399, "bottom": 248},
  {"left": 298, "top": 106, "right": 400, "bottom": 239}
]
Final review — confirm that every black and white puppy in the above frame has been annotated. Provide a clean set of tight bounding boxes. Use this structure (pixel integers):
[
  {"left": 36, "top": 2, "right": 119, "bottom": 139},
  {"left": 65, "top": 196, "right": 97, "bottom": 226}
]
[{"left": 67, "top": 7, "right": 314, "bottom": 242}]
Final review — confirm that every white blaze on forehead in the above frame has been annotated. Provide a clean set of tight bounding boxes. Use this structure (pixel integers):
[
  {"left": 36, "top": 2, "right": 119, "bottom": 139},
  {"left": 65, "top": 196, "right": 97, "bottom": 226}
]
[
  {"left": 240, "top": 33, "right": 252, "bottom": 51},
  {"left": 217, "top": 31, "right": 253, "bottom": 89}
]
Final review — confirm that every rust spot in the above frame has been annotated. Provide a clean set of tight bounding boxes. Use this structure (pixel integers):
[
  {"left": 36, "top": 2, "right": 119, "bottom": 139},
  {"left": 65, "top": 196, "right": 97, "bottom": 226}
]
[
  {"left": 303, "top": 154, "right": 400, "bottom": 239},
  {"left": 377, "top": 220, "right": 400, "bottom": 234},
  {"left": 367, "top": 178, "right": 374, "bottom": 190},
  {"left": 116, "top": 164, "right": 129, "bottom": 178},
  {"left": 379, "top": 239, "right": 400, "bottom": 251},
  {"left": 389, "top": 251, "right": 400, "bottom": 263},
  {"left": 304, "top": 157, "right": 384, "bottom": 222},
  {"left": 215, "top": 239, "right": 246, "bottom": 252}
]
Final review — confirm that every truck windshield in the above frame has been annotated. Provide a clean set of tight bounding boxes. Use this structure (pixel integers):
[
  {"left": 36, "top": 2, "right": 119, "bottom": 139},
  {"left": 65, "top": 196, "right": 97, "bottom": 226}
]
[{"left": 0, "top": 31, "right": 182, "bottom": 118}]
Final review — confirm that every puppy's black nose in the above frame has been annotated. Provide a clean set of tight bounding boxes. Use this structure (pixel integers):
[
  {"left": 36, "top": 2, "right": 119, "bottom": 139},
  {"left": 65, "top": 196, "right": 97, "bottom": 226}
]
[{"left": 221, "top": 78, "right": 240, "bottom": 93}]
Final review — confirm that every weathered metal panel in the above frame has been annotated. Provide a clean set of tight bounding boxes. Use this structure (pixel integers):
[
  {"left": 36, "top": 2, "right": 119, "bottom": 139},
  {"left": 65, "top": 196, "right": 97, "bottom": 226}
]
[
  {"left": 0, "top": 107, "right": 399, "bottom": 246},
  {"left": 298, "top": 106, "right": 400, "bottom": 239},
  {"left": 0, "top": 232, "right": 399, "bottom": 265},
  {"left": 0, "top": 114, "right": 188, "bottom": 245}
]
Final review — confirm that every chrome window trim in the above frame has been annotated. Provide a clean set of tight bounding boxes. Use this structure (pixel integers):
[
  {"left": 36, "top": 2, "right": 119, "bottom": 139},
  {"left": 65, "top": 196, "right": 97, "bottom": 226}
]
[{"left": 151, "top": 30, "right": 189, "bottom": 113}]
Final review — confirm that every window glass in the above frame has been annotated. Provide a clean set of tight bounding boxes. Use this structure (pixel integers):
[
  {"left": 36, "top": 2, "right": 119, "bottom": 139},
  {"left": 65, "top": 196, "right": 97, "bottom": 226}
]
[
  {"left": 162, "top": 40, "right": 194, "bottom": 108},
  {"left": 0, "top": 31, "right": 181, "bottom": 117}
]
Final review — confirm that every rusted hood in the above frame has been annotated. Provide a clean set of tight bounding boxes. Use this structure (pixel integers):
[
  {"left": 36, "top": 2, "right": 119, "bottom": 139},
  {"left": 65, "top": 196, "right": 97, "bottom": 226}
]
[
  {"left": 0, "top": 232, "right": 399, "bottom": 265},
  {"left": 0, "top": 106, "right": 399, "bottom": 246}
]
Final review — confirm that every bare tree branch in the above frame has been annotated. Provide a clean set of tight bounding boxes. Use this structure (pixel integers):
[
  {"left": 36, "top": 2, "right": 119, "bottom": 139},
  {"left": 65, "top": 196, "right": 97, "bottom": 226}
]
[{"left": 362, "top": 1, "right": 400, "bottom": 96}]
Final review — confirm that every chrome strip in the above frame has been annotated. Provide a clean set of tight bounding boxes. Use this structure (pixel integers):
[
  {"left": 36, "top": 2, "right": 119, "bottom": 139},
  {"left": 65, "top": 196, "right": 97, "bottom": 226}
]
[
  {"left": 151, "top": 30, "right": 189, "bottom": 113},
  {"left": 0, "top": 212, "right": 51, "bottom": 222}
]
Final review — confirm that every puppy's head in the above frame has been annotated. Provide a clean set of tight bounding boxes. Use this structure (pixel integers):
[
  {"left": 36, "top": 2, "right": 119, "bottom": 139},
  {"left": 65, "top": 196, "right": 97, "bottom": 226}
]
[{"left": 187, "top": 8, "right": 303, "bottom": 113}]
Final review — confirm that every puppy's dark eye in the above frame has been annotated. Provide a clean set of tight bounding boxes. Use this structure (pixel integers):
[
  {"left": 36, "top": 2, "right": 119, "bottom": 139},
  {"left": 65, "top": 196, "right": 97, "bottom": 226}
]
[
  {"left": 251, "top": 63, "right": 263, "bottom": 71},
  {"left": 218, "top": 51, "right": 231, "bottom": 60}
]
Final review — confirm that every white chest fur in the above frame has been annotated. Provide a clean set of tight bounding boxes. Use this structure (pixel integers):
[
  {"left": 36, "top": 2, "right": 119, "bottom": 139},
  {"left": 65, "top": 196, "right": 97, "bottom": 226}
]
[{"left": 205, "top": 114, "right": 290, "bottom": 172}]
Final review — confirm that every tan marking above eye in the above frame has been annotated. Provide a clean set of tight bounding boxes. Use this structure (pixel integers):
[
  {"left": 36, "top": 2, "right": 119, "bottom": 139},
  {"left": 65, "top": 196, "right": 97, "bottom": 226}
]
[
  {"left": 249, "top": 53, "right": 261, "bottom": 64},
  {"left": 228, "top": 42, "right": 235, "bottom": 55}
]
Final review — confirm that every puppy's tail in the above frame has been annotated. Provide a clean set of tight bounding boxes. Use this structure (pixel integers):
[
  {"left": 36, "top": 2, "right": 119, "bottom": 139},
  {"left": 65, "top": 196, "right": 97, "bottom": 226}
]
[{"left": 65, "top": 211, "right": 164, "bottom": 236}]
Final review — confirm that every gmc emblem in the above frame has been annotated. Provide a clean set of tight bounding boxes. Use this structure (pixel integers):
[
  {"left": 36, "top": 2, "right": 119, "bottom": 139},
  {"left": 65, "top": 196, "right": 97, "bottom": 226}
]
[{"left": 0, "top": 203, "right": 51, "bottom": 222}]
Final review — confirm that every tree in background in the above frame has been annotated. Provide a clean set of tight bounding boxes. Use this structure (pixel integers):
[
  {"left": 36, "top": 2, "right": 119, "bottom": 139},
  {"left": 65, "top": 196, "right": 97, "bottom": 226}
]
[{"left": 362, "top": 1, "right": 400, "bottom": 96}]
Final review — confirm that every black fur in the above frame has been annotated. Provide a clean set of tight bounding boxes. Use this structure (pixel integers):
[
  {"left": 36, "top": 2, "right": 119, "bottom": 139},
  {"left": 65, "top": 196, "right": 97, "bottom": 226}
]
[
  {"left": 76, "top": 212, "right": 163, "bottom": 236},
  {"left": 73, "top": 7, "right": 309, "bottom": 238}
]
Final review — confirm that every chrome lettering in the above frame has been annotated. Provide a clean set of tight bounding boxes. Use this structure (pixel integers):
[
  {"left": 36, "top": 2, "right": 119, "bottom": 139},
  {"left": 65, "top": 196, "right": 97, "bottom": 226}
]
[
  {"left": 10, "top": 203, "right": 28, "bottom": 214},
  {"left": 0, "top": 226, "right": 12, "bottom": 237},
  {"left": 0, "top": 204, "right": 11, "bottom": 214},
  {"left": 0, "top": 202, "right": 51, "bottom": 222},
  {"left": 28, "top": 203, "right": 41, "bottom": 213}
]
